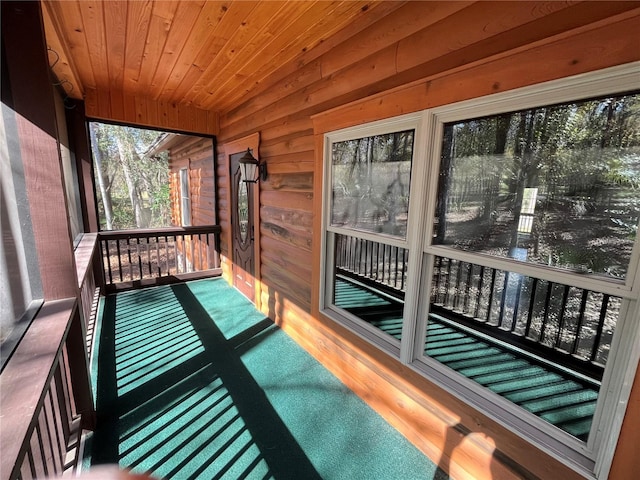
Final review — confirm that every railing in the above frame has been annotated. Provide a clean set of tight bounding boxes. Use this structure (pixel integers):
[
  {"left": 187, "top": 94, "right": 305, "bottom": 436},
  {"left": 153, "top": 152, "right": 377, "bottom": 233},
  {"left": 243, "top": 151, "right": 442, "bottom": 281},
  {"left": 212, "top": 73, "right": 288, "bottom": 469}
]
[
  {"left": 99, "top": 225, "right": 222, "bottom": 292},
  {"left": 1, "top": 300, "right": 95, "bottom": 479},
  {"left": 334, "top": 232, "right": 614, "bottom": 381},
  {"left": 75, "top": 233, "right": 101, "bottom": 356},
  {"left": 335, "top": 233, "right": 408, "bottom": 299},
  {"left": 430, "top": 256, "right": 616, "bottom": 380}
]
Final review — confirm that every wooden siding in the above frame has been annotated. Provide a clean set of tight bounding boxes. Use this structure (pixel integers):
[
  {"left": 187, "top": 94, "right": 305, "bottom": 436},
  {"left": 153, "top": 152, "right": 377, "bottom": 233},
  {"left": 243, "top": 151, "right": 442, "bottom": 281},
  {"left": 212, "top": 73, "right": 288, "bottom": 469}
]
[
  {"left": 84, "top": 88, "right": 219, "bottom": 136},
  {"left": 166, "top": 136, "right": 217, "bottom": 272},
  {"left": 216, "top": 3, "right": 640, "bottom": 479}
]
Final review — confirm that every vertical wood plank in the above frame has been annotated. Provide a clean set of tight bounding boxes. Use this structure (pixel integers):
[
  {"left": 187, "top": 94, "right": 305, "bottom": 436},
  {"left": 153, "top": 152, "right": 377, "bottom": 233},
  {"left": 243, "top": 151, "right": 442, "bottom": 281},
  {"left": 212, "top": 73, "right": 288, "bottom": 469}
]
[
  {"left": 122, "top": 0, "right": 153, "bottom": 93},
  {"left": 66, "top": 101, "right": 99, "bottom": 232}
]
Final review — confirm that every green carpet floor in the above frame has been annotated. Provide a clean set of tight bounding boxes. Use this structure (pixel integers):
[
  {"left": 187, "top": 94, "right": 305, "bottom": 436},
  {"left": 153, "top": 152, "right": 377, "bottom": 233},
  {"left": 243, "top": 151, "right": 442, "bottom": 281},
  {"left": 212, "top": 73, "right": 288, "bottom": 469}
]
[
  {"left": 86, "top": 278, "right": 447, "bottom": 480},
  {"left": 334, "top": 278, "right": 600, "bottom": 441}
]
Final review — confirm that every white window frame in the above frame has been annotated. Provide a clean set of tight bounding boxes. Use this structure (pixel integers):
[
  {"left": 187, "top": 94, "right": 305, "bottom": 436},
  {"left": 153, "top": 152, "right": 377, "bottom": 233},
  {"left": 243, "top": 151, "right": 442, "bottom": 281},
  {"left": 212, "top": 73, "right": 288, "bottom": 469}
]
[
  {"left": 179, "top": 167, "right": 191, "bottom": 227},
  {"left": 320, "top": 112, "right": 430, "bottom": 357},
  {"left": 320, "top": 62, "right": 640, "bottom": 479}
]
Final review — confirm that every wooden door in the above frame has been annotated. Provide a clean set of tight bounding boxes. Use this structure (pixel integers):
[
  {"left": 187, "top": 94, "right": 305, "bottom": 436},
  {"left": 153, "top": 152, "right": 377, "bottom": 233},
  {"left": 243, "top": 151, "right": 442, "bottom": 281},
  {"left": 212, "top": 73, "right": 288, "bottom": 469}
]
[{"left": 230, "top": 151, "right": 255, "bottom": 301}]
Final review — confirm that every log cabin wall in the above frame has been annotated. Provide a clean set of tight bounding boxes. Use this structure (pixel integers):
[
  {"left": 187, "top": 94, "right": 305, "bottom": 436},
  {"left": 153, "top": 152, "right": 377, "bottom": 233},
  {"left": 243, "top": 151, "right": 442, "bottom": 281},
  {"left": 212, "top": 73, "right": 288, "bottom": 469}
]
[
  {"left": 215, "top": 3, "right": 640, "bottom": 479},
  {"left": 167, "top": 135, "right": 217, "bottom": 270}
]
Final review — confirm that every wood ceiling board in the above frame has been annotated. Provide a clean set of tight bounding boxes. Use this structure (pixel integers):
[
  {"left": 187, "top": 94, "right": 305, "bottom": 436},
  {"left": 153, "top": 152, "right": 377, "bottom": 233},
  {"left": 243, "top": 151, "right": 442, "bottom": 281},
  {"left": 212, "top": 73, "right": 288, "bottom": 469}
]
[
  {"left": 41, "top": 1, "right": 83, "bottom": 98},
  {"left": 43, "top": 0, "right": 96, "bottom": 94},
  {"left": 147, "top": 0, "right": 206, "bottom": 99},
  {"left": 215, "top": 0, "right": 407, "bottom": 114},
  {"left": 186, "top": 0, "right": 298, "bottom": 107},
  {"left": 103, "top": 0, "right": 127, "bottom": 91},
  {"left": 77, "top": 1, "right": 110, "bottom": 91},
  {"left": 157, "top": 1, "right": 247, "bottom": 102},
  {"left": 135, "top": 1, "right": 181, "bottom": 96},
  {"left": 189, "top": 0, "right": 319, "bottom": 108},
  {"left": 197, "top": 0, "right": 363, "bottom": 110},
  {"left": 171, "top": 1, "right": 277, "bottom": 105},
  {"left": 122, "top": 0, "right": 154, "bottom": 93}
]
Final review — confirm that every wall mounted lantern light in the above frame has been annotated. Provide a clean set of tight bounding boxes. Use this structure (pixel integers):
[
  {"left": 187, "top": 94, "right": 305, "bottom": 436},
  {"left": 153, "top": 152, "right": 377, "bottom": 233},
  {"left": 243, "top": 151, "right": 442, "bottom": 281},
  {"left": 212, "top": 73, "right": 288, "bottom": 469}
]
[{"left": 239, "top": 148, "right": 267, "bottom": 184}]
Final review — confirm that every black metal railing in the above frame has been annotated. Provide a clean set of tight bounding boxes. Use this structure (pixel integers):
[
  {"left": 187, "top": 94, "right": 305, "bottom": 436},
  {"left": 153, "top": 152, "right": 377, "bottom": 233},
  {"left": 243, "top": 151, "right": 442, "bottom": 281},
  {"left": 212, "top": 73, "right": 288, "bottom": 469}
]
[
  {"left": 430, "top": 256, "right": 617, "bottom": 380},
  {"left": 99, "top": 225, "right": 222, "bottom": 291},
  {"left": 334, "top": 231, "right": 615, "bottom": 381},
  {"left": 335, "top": 233, "right": 408, "bottom": 298}
]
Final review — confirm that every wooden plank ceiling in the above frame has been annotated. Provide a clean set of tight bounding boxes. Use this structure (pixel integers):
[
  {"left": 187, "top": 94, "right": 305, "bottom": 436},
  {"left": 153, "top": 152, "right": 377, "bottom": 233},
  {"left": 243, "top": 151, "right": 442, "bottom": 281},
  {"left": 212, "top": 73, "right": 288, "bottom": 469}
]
[{"left": 41, "top": 0, "right": 403, "bottom": 117}]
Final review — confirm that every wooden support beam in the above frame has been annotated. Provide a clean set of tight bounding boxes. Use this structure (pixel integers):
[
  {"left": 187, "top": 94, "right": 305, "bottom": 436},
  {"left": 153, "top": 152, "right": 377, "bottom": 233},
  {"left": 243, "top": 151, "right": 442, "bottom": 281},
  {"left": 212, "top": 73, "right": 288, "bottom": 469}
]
[{"left": 67, "top": 101, "right": 99, "bottom": 233}]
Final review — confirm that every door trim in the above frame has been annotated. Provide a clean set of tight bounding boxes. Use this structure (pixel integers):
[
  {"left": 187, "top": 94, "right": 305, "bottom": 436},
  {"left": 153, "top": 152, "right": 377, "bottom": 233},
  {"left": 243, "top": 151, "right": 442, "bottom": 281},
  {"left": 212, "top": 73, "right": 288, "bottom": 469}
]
[{"left": 220, "top": 133, "right": 261, "bottom": 311}]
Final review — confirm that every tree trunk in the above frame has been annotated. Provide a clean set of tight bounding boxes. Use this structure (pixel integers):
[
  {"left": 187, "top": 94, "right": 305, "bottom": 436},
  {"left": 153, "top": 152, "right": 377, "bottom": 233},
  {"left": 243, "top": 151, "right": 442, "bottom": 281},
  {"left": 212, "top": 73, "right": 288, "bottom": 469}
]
[
  {"left": 89, "top": 125, "right": 113, "bottom": 230},
  {"left": 115, "top": 135, "right": 145, "bottom": 228}
]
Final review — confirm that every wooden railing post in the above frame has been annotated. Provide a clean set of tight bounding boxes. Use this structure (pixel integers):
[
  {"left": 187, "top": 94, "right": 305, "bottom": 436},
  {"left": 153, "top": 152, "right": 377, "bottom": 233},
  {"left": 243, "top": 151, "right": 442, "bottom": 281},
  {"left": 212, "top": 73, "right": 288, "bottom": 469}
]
[{"left": 66, "top": 308, "right": 96, "bottom": 430}]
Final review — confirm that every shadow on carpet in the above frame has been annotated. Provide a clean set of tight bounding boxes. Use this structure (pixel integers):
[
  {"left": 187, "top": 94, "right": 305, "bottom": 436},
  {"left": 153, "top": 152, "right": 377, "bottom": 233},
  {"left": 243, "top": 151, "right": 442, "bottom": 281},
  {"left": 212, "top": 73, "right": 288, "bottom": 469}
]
[{"left": 87, "top": 278, "right": 447, "bottom": 480}]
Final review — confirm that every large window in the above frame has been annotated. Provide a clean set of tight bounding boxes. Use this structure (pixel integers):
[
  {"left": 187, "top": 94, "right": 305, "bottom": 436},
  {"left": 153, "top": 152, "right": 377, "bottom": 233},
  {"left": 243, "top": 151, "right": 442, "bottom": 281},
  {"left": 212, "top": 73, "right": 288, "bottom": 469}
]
[
  {"left": 320, "top": 64, "right": 640, "bottom": 478},
  {"left": 434, "top": 94, "right": 639, "bottom": 279},
  {"left": 323, "top": 115, "right": 423, "bottom": 352},
  {"left": 331, "top": 130, "right": 414, "bottom": 239}
]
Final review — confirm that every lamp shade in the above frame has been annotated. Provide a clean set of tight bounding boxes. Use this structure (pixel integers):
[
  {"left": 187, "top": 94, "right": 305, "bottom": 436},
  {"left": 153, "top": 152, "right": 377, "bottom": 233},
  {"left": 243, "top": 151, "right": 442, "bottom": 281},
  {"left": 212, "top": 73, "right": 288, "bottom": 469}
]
[{"left": 239, "top": 148, "right": 259, "bottom": 183}]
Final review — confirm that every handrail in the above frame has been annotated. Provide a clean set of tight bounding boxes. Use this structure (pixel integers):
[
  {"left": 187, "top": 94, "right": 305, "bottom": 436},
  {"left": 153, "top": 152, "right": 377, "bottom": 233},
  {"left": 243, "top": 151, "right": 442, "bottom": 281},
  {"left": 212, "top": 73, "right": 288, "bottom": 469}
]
[
  {"left": 74, "top": 233, "right": 101, "bottom": 357},
  {"left": 98, "top": 225, "right": 221, "bottom": 241},
  {"left": 98, "top": 225, "right": 222, "bottom": 292},
  {"left": 0, "top": 299, "right": 94, "bottom": 479}
]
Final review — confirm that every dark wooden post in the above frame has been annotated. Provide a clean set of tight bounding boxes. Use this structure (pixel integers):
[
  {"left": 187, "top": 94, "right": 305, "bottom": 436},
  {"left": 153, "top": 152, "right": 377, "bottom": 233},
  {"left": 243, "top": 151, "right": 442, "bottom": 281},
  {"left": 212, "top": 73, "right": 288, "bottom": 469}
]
[{"left": 67, "top": 101, "right": 100, "bottom": 234}]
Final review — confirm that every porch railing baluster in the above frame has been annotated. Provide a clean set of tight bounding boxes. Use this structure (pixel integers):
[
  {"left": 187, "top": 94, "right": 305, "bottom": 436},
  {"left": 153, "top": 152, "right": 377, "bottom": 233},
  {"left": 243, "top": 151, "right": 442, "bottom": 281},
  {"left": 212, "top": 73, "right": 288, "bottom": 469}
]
[
  {"left": 474, "top": 265, "right": 485, "bottom": 318},
  {"left": 146, "top": 237, "right": 153, "bottom": 278},
  {"left": 453, "top": 260, "right": 463, "bottom": 312},
  {"left": 463, "top": 262, "right": 473, "bottom": 315},
  {"left": 115, "top": 240, "right": 123, "bottom": 282},
  {"left": 555, "top": 285, "right": 571, "bottom": 350},
  {"left": 98, "top": 226, "right": 222, "bottom": 291},
  {"left": 572, "top": 289, "right": 590, "bottom": 355},
  {"left": 485, "top": 269, "right": 497, "bottom": 324},
  {"left": 511, "top": 275, "right": 524, "bottom": 333},
  {"left": 498, "top": 271, "right": 509, "bottom": 329},
  {"left": 332, "top": 233, "right": 615, "bottom": 381},
  {"left": 539, "top": 281, "right": 553, "bottom": 345},
  {"left": 524, "top": 277, "right": 538, "bottom": 339},
  {"left": 125, "top": 238, "right": 132, "bottom": 281},
  {"left": 591, "top": 294, "right": 610, "bottom": 363}
]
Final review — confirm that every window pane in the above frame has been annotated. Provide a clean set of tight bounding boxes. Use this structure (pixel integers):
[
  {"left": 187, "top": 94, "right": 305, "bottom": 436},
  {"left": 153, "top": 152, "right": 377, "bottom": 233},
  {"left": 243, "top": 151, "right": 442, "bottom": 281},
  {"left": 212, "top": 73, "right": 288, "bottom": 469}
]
[
  {"left": 434, "top": 93, "right": 640, "bottom": 279},
  {"left": 331, "top": 130, "right": 414, "bottom": 239},
  {"left": 427, "top": 254, "right": 618, "bottom": 441},
  {"left": 332, "top": 233, "right": 407, "bottom": 341}
]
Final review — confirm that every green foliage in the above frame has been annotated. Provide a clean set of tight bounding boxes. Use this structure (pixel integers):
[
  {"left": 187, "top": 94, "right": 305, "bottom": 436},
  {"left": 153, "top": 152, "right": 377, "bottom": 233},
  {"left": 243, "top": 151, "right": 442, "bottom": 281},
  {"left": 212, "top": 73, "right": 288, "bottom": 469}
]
[{"left": 91, "top": 122, "right": 172, "bottom": 230}]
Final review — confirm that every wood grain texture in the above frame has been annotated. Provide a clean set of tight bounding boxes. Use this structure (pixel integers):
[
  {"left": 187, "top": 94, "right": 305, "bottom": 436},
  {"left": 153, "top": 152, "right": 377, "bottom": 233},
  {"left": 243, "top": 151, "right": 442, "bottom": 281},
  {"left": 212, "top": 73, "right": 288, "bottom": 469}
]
[
  {"left": 84, "top": 88, "right": 219, "bottom": 135},
  {"left": 218, "top": 5, "right": 640, "bottom": 479},
  {"left": 43, "top": 0, "right": 393, "bottom": 117},
  {"left": 34, "top": 1, "right": 640, "bottom": 477}
]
